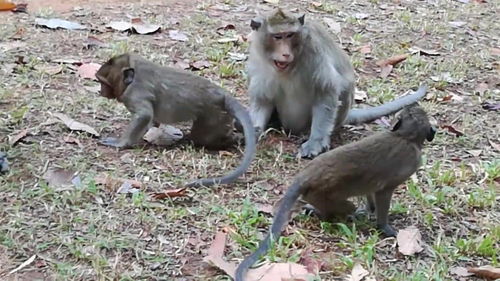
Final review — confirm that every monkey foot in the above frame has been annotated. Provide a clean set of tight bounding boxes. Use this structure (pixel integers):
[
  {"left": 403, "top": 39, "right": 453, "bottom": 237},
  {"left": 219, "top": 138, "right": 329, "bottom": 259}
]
[
  {"left": 298, "top": 138, "right": 330, "bottom": 158},
  {"left": 377, "top": 224, "right": 397, "bottom": 237},
  {"left": 99, "top": 137, "right": 126, "bottom": 148}
]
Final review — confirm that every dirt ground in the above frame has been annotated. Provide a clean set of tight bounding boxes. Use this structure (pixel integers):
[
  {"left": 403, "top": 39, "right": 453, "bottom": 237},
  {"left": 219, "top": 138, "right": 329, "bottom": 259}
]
[{"left": 0, "top": 0, "right": 498, "bottom": 280}]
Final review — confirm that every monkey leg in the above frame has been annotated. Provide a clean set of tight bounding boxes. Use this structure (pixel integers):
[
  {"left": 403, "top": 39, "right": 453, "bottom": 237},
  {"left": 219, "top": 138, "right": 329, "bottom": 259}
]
[
  {"left": 374, "top": 188, "right": 397, "bottom": 237},
  {"left": 307, "top": 198, "right": 356, "bottom": 221},
  {"left": 190, "top": 112, "right": 234, "bottom": 149},
  {"left": 366, "top": 194, "right": 376, "bottom": 214}
]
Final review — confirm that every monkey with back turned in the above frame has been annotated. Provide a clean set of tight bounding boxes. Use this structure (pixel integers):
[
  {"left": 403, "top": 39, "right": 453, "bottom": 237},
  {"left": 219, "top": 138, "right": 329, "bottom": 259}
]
[
  {"left": 235, "top": 104, "right": 436, "bottom": 281},
  {"left": 247, "top": 8, "right": 428, "bottom": 158},
  {"left": 95, "top": 53, "right": 256, "bottom": 187}
]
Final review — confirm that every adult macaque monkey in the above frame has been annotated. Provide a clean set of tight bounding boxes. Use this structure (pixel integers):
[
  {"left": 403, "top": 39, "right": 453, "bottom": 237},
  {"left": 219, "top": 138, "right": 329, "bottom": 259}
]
[
  {"left": 248, "top": 8, "right": 427, "bottom": 158},
  {"left": 95, "top": 53, "right": 256, "bottom": 187},
  {"left": 235, "top": 104, "right": 436, "bottom": 281}
]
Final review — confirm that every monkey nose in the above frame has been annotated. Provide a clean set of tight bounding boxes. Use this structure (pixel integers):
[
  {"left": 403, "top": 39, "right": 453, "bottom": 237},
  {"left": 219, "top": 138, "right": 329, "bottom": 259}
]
[{"left": 282, "top": 54, "right": 290, "bottom": 58}]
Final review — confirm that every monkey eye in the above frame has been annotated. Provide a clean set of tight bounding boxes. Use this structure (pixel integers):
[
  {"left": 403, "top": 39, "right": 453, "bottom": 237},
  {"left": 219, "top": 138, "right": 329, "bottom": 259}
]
[
  {"left": 272, "top": 34, "right": 283, "bottom": 40},
  {"left": 286, "top": 33, "right": 295, "bottom": 38}
]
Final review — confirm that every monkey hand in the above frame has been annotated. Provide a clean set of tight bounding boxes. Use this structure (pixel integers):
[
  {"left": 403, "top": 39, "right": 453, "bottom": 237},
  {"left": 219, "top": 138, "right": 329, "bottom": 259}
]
[
  {"left": 298, "top": 137, "right": 330, "bottom": 158},
  {"left": 377, "top": 223, "right": 397, "bottom": 237},
  {"left": 99, "top": 137, "right": 129, "bottom": 148}
]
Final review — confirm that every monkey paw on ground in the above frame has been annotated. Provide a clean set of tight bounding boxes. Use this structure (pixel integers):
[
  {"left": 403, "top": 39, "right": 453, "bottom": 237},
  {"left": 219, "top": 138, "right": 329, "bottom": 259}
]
[
  {"left": 99, "top": 137, "right": 129, "bottom": 148},
  {"left": 298, "top": 137, "right": 330, "bottom": 158}
]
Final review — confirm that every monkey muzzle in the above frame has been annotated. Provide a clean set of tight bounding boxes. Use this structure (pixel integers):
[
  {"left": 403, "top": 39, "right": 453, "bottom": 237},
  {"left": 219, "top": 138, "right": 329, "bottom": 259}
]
[{"left": 274, "top": 60, "right": 291, "bottom": 71}]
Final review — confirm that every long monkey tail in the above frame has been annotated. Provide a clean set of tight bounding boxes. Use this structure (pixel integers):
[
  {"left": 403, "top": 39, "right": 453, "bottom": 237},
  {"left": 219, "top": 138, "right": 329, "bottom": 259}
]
[
  {"left": 186, "top": 95, "right": 256, "bottom": 188},
  {"left": 235, "top": 182, "right": 302, "bottom": 281},
  {"left": 345, "top": 85, "right": 428, "bottom": 125}
]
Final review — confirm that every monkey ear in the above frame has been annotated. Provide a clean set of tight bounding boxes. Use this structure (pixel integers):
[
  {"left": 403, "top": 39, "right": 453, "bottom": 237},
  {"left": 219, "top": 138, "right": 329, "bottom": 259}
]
[
  {"left": 391, "top": 119, "right": 402, "bottom": 131},
  {"left": 122, "top": 67, "right": 135, "bottom": 85},
  {"left": 426, "top": 127, "right": 436, "bottom": 142},
  {"left": 250, "top": 19, "right": 262, "bottom": 31},
  {"left": 298, "top": 14, "right": 305, "bottom": 25}
]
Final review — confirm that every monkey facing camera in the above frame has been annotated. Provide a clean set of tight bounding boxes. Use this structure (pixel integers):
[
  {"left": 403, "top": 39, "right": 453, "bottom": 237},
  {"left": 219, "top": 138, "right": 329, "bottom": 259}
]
[
  {"left": 235, "top": 104, "right": 436, "bottom": 281},
  {"left": 247, "top": 8, "right": 428, "bottom": 158},
  {"left": 95, "top": 53, "right": 256, "bottom": 188}
]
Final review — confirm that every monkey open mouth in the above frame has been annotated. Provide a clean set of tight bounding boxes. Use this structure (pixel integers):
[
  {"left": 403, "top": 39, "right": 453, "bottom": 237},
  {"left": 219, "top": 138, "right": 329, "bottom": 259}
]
[{"left": 274, "top": 60, "right": 290, "bottom": 70}]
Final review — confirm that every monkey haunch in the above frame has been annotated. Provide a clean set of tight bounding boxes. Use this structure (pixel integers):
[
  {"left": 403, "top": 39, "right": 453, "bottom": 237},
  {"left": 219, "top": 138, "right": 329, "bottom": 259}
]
[
  {"left": 235, "top": 104, "right": 436, "bottom": 281},
  {"left": 95, "top": 53, "right": 256, "bottom": 187},
  {"left": 248, "top": 8, "right": 427, "bottom": 158}
]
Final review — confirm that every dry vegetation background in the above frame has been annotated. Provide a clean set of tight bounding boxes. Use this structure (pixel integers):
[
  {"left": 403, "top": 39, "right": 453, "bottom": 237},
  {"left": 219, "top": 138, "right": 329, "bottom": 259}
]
[{"left": 0, "top": 0, "right": 499, "bottom": 280}]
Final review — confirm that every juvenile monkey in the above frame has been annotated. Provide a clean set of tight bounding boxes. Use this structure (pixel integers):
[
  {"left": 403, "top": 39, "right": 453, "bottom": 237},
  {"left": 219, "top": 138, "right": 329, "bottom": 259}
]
[
  {"left": 95, "top": 53, "right": 256, "bottom": 187},
  {"left": 248, "top": 8, "right": 427, "bottom": 158},
  {"left": 235, "top": 104, "right": 436, "bottom": 281}
]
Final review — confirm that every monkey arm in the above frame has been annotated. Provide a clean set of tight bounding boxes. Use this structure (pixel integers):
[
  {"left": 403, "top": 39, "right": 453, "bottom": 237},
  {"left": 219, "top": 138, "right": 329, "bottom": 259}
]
[
  {"left": 299, "top": 94, "right": 338, "bottom": 158},
  {"left": 249, "top": 94, "right": 274, "bottom": 136},
  {"left": 101, "top": 98, "right": 154, "bottom": 148}
]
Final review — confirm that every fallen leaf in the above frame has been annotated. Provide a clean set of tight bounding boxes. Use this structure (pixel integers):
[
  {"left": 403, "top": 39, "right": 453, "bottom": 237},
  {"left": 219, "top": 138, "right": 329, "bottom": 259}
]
[
  {"left": 323, "top": 18, "right": 341, "bottom": 34},
  {"left": 441, "top": 125, "right": 464, "bottom": 137},
  {"left": 152, "top": 188, "right": 187, "bottom": 199},
  {"left": 216, "top": 23, "right": 236, "bottom": 35},
  {"left": 347, "top": 264, "right": 370, "bottom": 281},
  {"left": 143, "top": 125, "right": 183, "bottom": 146},
  {"left": 219, "top": 151, "right": 235, "bottom": 157},
  {"left": 174, "top": 60, "right": 190, "bottom": 70},
  {"left": 131, "top": 18, "right": 161, "bottom": 34},
  {"left": 84, "top": 84, "right": 101, "bottom": 94},
  {"left": 490, "top": 48, "right": 500, "bottom": 56},
  {"left": 299, "top": 249, "right": 323, "bottom": 275},
  {"left": 77, "top": 63, "right": 101, "bottom": 80},
  {"left": 468, "top": 266, "right": 500, "bottom": 280},
  {"left": 63, "top": 135, "right": 83, "bottom": 147},
  {"left": 8, "top": 129, "right": 28, "bottom": 146},
  {"left": 43, "top": 167, "right": 82, "bottom": 189},
  {"left": 430, "top": 72, "right": 462, "bottom": 84},
  {"left": 449, "top": 266, "right": 474, "bottom": 277},
  {"left": 246, "top": 263, "right": 313, "bottom": 281},
  {"left": 204, "top": 231, "right": 237, "bottom": 278},
  {"left": 449, "top": 21, "right": 467, "bottom": 28},
  {"left": 255, "top": 203, "right": 274, "bottom": 214},
  {"left": 354, "top": 13, "right": 369, "bottom": 19},
  {"left": 191, "top": 60, "right": 211, "bottom": 70},
  {"left": 8, "top": 254, "right": 36, "bottom": 275},
  {"left": 0, "top": 0, "right": 16, "bottom": 11},
  {"left": 408, "top": 46, "right": 440, "bottom": 56},
  {"left": 95, "top": 174, "right": 143, "bottom": 192},
  {"left": 354, "top": 89, "right": 368, "bottom": 102},
  {"left": 106, "top": 21, "right": 132, "bottom": 31},
  {"left": 466, "top": 150, "right": 482, "bottom": 157},
  {"left": 376, "top": 54, "right": 409, "bottom": 67},
  {"left": 116, "top": 181, "right": 140, "bottom": 194},
  {"left": 488, "top": 139, "right": 500, "bottom": 151},
  {"left": 34, "top": 64, "right": 63, "bottom": 75},
  {"left": 228, "top": 52, "right": 247, "bottom": 61},
  {"left": 263, "top": 0, "right": 279, "bottom": 3},
  {"left": 311, "top": 1, "right": 322, "bottom": 7},
  {"left": 482, "top": 102, "right": 500, "bottom": 111},
  {"left": 51, "top": 58, "right": 81, "bottom": 65},
  {"left": 473, "top": 0, "right": 487, "bottom": 3},
  {"left": 169, "top": 30, "right": 189, "bottom": 41},
  {"left": 380, "top": 64, "right": 393, "bottom": 78},
  {"left": 35, "top": 18, "right": 86, "bottom": 30},
  {"left": 358, "top": 45, "right": 371, "bottom": 54},
  {"left": 53, "top": 113, "right": 100, "bottom": 136},
  {"left": 474, "top": 82, "right": 489, "bottom": 95},
  {"left": 397, "top": 226, "right": 423, "bottom": 256},
  {"left": 9, "top": 27, "right": 26, "bottom": 40}
]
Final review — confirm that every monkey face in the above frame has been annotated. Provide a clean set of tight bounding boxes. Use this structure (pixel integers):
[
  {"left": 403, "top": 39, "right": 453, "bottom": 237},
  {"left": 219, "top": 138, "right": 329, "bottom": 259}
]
[
  {"left": 251, "top": 9, "right": 305, "bottom": 72},
  {"left": 95, "top": 55, "right": 133, "bottom": 100},
  {"left": 392, "top": 105, "right": 435, "bottom": 143}
]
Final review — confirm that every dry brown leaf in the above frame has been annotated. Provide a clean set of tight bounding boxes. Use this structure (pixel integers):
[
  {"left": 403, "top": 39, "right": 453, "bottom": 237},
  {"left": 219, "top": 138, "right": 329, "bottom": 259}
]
[
  {"left": 397, "top": 226, "right": 423, "bottom": 256},
  {"left": 8, "top": 129, "right": 28, "bottom": 146},
  {"left": 245, "top": 263, "right": 313, "bottom": 281},
  {"left": 43, "top": 167, "right": 82, "bottom": 189},
  {"left": 442, "top": 125, "right": 464, "bottom": 137},
  {"left": 449, "top": 266, "right": 474, "bottom": 277},
  {"left": 299, "top": 249, "right": 323, "bottom": 275},
  {"left": 169, "top": 30, "right": 189, "bottom": 41},
  {"left": 466, "top": 150, "right": 482, "bottom": 157},
  {"left": 94, "top": 174, "right": 143, "bottom": 192},
  {"left": 191, "top": 60, "right": 211, "bottom": 70},
  {"left": 354, "top": 89, "right": 368, "bottom": 103},
  {"left": 0, "top": 0, "right": 16, "bottom": 11},
  {"left": 174, "top": 60, "right": 190, "bottom": 70},
  {"left": 131, "top": 18, "right": 161, "bottom": 34},
  {"left": 116, "top": 181, "right": 140, "bottom": 194},
  {"left": 488, "top": 139, "right": 500, "bottom": 151},
  {"left": 255, "top": 203, "right": 274, "bottom": 214},
  {"left": 203, "top": 231, "right": 237, "bottom": 278},
  {"left": 468, "top": 266, "right": 500, "bottom": 280},
  {"left": 490, "top": 47, "right": 500, "bottom": 56},
  {"left": 34, "top": 64, "right": 63, "bottom": 75},
  {"left": 63, "top": 136, "right": 83, "bottom": 148},
  {"left": 409, "top": 46, "right": 440, "bottom": 56},
  {"left": 347, "top": 264, "right": 370, "bottom": 281},
  {"left": 376, "top": 54, "right": 409, "bottom": 67},
  {"left": 107, "top": 21, "right": 131, "bottom": 31},
  {"left": 77, "top": 63, "right": 101, "bottom": 80},
  {"left": 152, "top": 188, "right": 187, "bottom": 200},
  {"left": 359, "top": 45, "right": 371, "bottom": 54},
  {"left": 53, "top": 113, "right": 100, "bottom": 136},
  {"left": 380, "top": 64, "right": 393, "bottom": 78}
]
